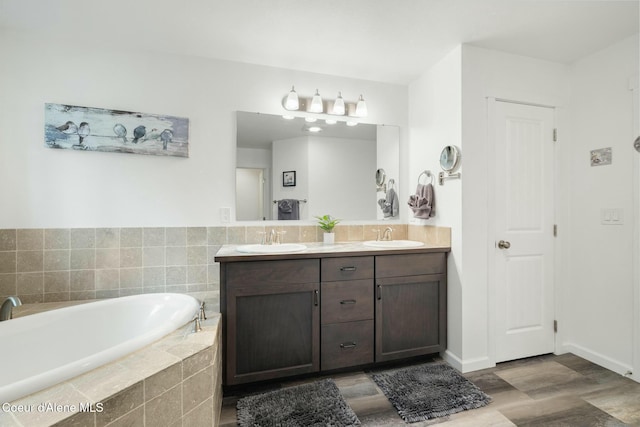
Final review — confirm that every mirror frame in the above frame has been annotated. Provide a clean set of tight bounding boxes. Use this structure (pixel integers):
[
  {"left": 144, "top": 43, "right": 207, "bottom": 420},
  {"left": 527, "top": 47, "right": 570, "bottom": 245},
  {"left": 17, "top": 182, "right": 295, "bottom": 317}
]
[{"left": 439, "top": 145, "right": 461, "bottom": 172}]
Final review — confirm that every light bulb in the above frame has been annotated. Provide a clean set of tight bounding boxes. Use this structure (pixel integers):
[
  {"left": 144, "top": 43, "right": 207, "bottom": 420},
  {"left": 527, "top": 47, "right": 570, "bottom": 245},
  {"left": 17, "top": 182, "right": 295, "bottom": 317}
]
[
  {"left": 333, "top": 92, "right": 345, "bottom": 115},
  {"left": 310, "top": 89, "right": 323, "bottom": 113},
  {"left": 285, "top": 86, "right": 299, "bottom": 111},
  {"left": 346, "top": 121, "right": 358, "bottom": 127},
  {"left": 325, "top": 119, "right": 337, "bottom": 125},
  {"left": 355, "top": 94, "right": 368, "bottom": 117},
  {"left": 308, "top": 126, "right": 322, "bottom": 133},
  {"left": 305, "top": 117, "right": 317, "bottom": 123}
]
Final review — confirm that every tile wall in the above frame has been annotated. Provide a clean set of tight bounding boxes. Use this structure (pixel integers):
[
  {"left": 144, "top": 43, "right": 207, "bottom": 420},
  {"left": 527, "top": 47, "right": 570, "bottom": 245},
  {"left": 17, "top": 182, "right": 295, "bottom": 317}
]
[{"left": 0, "top": 224, "right": 450, "bottom": 306}]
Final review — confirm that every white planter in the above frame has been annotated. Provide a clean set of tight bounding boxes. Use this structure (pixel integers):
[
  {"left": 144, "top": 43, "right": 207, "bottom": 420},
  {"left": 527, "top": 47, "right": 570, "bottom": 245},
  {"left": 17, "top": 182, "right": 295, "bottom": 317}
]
[{"left": 323, "top": 232, "right": 335, "bottom": 245}]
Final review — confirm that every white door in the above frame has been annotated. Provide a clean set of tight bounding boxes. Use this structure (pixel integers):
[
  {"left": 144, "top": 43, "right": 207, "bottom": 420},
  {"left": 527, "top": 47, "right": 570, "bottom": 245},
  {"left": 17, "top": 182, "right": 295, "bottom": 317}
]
[
  {"left": 494, "top": 101, "right": 556, "bottom": 363},
  {"left": 235, "top": 168, "right": 264, "bottom": 221}
]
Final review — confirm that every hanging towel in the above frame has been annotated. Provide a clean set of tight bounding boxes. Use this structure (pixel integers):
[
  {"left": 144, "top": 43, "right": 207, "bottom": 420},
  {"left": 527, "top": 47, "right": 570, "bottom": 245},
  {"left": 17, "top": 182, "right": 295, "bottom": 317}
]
[
  {"left": 278, "top": 199, "right": 300, "bottom": 220},
  {"left": 378, "top": 187, "right": 399, "bottom": 218},
  {"left": 407, "top": 183, "right": 435, "bottom": 219}
]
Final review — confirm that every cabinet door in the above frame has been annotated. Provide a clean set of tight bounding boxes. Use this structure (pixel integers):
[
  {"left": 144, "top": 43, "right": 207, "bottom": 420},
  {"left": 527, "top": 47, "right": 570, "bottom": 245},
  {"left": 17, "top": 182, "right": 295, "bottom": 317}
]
[
  {"left": 226, "top": 282, "right": 320, "bottom": 385},
  {"left": 375, "top": 273, "right": 446, "bottom": 362}
]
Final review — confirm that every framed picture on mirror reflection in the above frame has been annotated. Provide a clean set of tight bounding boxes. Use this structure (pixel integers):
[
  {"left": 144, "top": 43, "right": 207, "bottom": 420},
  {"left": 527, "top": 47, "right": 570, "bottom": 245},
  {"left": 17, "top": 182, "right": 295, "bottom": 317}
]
[{"left": 283, "top": 171, "right": 296, "bottom": 187}]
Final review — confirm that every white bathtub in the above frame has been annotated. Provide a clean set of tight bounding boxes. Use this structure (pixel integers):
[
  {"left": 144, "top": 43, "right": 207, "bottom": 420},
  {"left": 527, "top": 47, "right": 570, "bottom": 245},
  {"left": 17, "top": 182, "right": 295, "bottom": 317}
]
[{"left": 0, "top": 293, "right": 200, "bottom": 404}]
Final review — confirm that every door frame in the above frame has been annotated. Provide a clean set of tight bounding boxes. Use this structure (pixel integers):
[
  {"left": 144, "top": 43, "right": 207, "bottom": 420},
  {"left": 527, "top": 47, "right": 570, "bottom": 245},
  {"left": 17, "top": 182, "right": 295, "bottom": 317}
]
[
  {"left": 630, "top": 74, "right": 639, "bottom": 382},
  {"left": 486, "top": 97, "right": 560, "bottom": 366}
]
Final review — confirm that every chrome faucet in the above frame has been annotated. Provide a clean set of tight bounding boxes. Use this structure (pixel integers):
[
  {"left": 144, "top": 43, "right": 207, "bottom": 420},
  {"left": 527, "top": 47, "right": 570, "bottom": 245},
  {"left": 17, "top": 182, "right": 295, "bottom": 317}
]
[
  {"left": 0, "top": 296, "right": 22, "bottom": 321},
  {"left": 381, "top": 227, "right": 393, "bottom": 241}
]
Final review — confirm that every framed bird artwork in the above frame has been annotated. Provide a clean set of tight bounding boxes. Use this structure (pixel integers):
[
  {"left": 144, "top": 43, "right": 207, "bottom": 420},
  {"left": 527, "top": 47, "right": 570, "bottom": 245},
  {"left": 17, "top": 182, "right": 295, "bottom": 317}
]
[{"left": 44, "top": 103, "right": 189, "bottom": 158}]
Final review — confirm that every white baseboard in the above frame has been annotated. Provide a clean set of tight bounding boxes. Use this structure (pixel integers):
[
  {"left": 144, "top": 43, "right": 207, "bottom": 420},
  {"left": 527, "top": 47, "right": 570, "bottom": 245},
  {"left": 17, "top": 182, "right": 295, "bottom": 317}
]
[
  {"left": 442, "top": 350, "right": 494, "bottom": 373},
  {"left": 564, "top": 343, "right": 634, "bottom": 380}
]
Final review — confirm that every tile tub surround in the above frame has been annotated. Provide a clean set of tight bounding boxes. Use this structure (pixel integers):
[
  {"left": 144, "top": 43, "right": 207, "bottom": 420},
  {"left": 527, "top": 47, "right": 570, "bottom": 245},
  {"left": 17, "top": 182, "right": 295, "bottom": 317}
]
[
  {"left": 1, "top": 304, "right": 222, "bottom": 427},
  {"left": 0, "top": 225, "right": 450, "bottom": 305}
]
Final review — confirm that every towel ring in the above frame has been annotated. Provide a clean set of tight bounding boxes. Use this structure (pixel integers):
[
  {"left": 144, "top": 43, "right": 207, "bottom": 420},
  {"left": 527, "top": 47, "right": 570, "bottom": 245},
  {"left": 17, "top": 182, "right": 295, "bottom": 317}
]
[{"left": 418, "top": 170, "right": 434, "bottom": 185}]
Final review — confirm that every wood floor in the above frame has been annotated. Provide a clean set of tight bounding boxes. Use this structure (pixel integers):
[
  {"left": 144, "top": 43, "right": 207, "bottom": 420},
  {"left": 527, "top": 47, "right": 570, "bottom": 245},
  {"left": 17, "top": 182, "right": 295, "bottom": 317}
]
[{"left": 220, "top": 353, "right": 640, "bottom": 426}]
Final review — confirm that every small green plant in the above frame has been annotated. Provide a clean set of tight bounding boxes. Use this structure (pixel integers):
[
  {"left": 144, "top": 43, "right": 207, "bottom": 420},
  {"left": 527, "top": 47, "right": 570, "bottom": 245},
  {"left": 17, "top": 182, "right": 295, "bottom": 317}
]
[{"left": 315, "top": 214, "right": 340, "bottom": 233}]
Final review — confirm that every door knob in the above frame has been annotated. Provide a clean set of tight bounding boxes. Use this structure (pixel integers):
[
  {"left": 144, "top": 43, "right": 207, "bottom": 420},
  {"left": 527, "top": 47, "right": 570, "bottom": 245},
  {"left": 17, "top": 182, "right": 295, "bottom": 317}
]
[{"left": 497, "top": 240, "right": 511, "bottom": 249}]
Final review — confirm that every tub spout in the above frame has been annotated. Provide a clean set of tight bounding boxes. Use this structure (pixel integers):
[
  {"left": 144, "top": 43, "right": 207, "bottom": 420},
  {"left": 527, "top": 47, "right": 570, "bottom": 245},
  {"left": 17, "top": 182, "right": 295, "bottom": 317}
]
[
  {"left": 199, "top": 301, "right": 207, "bottom": 321},
  {"left": 0, "top": 296, "right": 22, "bottom": 321},
  {"left": 192, "top": 315, "right": 202, "bottom": 333}
]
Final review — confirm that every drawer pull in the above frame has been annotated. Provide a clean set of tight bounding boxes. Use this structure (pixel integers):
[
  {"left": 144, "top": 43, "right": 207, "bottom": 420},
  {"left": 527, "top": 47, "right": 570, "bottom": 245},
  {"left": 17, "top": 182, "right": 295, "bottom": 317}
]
[
  {"left": 340, "top": 266, "right": 357, "bottom": 272},
  {"left": 340, "top": 299, "right": 356, "bottom": 305},
  {"left": 313, "top": 290, "right": 319, "bottom": 306},
  {"left": 340, "top": 342, "right": 357, "bottom": 349},
  {"left": 377, "top": 285, "right": 382, "bottom": 300}
]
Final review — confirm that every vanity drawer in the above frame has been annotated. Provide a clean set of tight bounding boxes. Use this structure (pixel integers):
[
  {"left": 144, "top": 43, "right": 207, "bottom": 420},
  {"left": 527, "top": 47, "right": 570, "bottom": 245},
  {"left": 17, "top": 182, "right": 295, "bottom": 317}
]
[
  {"left": 321, "top": 279, "right": 373, "bottom": 324},
  {"left": 375, "top": 253, "right": 445, "bottom": 278},
  {"left": 226, "top": 259, "right": 319, "bottom": 287},
  {"left": 321, "top": 320, "right": 373, "bottom": 371},
  {"left": 321, "top": 256, "right": 374, "bottom": 282}
]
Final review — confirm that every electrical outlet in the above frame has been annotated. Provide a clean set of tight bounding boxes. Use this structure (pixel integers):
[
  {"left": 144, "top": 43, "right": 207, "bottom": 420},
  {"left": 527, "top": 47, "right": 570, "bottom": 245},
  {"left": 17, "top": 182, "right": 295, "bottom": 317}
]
[
  {"left": 601, "top": 208, "right": 624, "bottom": 225},
  {"left": 220, "top": 207, "right": 231, "bottom": 223}
]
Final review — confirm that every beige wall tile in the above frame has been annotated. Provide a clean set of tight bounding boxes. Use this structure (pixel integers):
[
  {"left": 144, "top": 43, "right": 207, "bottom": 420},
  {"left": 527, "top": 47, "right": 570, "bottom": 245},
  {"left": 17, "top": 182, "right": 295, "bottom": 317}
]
[
  {"left": 166, "top": 266, "right": 187, "bottom": 285},
  {"left": 0, "top": 273, "right": 17, "bottom": 296},
  {"left": 120, "top": 268, "right": 142, "bottom": 288},
  {"left": 143, "top": 247, "right": 164, "bottom": 267},
  {"left": 44, "top": 292, "right": 70, "bottom": 302},
  {"left": 207, "top": 264, "right": 220, "bottom": 285},
  {"left": 45, "top": 271, "right": 70, "bottom": 293},
  {"left": 299, "top": 226, "right": 319, "bottom": 242},
  {"left": 145, "top": 384, "right": 182, "bottom": 427},
  {"left": 70, "top": 270, "right": 95, "bottom": 291},
  {"left": 245, "top": 226, "right": 266, "bottom": 244},
  {"left": 44, "top": 228, "right": 70, "bottom": 249},
  {"left": 96, "top": 249, "right": 120, "bottom": 269},
  {"left": 166, "top": 247, "right": 187, "bottom": 266},
  {"left": 44, "top": 249, "right": 70, "bottom": 271},
  {"left": 54, "top": 408, "right": 96, "bottom": 427},
  {"left": 96, "top": 269, "right": 120, "bottom": 290},
  {"left": 183, "top": 397, "right": 214, "bottom": 427},
  {"left": 187, "top": 246, "right": 206, "bottom": 265},
  {"left": 187, "top": 265, "right": 207, "bottom": 285},
  {"left": 70, "top": 249, "right": 95, "bottom": 270},
  {"left": 207, "top": 227, "right": 227, "bottom": 245},
  {"left": 143, "top": 228, "right": 165, "bottom": 247},
  {"left": 120, "top": 228, "right": 143, "bottom": 248},
  {"left": 207, "top": 245, "right": 221, "bottom": 264},
  {"left": 17, "top": 229, "right": 44, "bottom": 250},
  {"left": 165, "top": 228, "right": 186, "bottom": 246},
  {"left": 0, "top": 252, "right": 16, "bottom": 274},
  {"left": 0, "top": 229, "right": 16, "bottom": 251},
  {"left": 17, "top": 272, "right": 43, "bottom": 294},
  {"left": 120, "top": 248, "right": 142, "bottom": 268},
  {"left": 17, "top": 251, "right": 43, "bottom": 272},
  {"left": 96, "top": 290, "right": 119, "bottom": 299},
  {"left": 187, "top": 227, "right": 207, "bottom": 246},
  {"left": 227, "top": 227, "right": 246, "bottom": 244},
  {"left": 70, "top": 228, "right": 95, "bottom": 249},
  {"left": 96, "top": 228, "right": 119, "bottom": 249},
  {"left": 104, "top": 405, "right": 143, "bottom": 427},
  {"left": 143, "top": 267, "right": 165, "bottom": 288}
]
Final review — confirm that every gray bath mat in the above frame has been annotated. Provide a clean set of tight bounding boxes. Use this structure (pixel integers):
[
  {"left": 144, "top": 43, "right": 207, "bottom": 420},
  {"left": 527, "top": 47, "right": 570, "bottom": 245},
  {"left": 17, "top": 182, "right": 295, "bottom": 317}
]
[
  {"left": 236, "top": 378, "right": 360, "bottom": 426},
  {"left": 371, "top": 362, "right": 491, "bottom": 423}
]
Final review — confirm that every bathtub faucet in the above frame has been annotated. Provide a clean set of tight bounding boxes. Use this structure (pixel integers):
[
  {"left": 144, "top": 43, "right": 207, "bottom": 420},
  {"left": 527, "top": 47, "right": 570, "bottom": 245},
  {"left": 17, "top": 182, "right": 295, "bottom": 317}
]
[
  {"left": 0, "top": 296, "right": 22, "bottom": 321},
  {"left": 199, "top": 301, "right": 207, "bottom": 321},
  {"left": 192, "top": 315, "right": 202, "bottom": 333}
]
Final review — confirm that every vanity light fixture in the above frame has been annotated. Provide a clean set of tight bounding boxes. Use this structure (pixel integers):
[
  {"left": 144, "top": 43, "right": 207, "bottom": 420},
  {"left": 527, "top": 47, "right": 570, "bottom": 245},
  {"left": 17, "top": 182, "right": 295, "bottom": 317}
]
[
  {"left": 307, "top": 126, "right": 322, "bottom": 132},
  {"left": 310, "top": 89, "right": 323, "bottom": 113},
  {"left": 305, "top": 117, "right": 317, "bottom": 123},
  {"left": 282, "top": 114, "right": 295, "bottom": 120},
  {"left": 346, "top": 121, "right": 358, "bottom": 127},
  {"left": 333, "top": 92, "right": 345, "bottom": 115},
  {"left": 285, "top": 86, "right": 299, "bottom": 111},
  {"left": 355, "top": 95, "right": 368, "bottom": 117},
  {"left": 325, "top": 119, "right": 337, "bottom": 125}
]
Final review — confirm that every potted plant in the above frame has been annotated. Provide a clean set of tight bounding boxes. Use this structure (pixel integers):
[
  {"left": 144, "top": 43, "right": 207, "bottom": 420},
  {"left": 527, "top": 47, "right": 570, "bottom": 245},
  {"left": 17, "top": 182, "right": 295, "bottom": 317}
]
[{"left": 315, "top": 214, "right": 340, "bottom": 245}]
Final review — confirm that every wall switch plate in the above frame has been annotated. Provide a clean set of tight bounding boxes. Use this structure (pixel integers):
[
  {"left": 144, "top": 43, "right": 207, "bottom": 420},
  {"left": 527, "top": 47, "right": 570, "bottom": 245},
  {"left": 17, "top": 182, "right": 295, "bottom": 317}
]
[
  {"left": 220, "top": 207, "right": 231, "bottom": 223},
  {"left": 601, "top": 208, "right": 624, "bottom": 225}
]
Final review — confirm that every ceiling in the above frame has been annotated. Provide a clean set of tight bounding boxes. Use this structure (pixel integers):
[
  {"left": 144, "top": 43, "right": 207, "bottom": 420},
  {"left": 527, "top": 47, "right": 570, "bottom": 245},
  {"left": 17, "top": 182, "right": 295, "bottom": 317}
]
[{"left": 0, "top": 0, "right": 638, "bottom": 84}]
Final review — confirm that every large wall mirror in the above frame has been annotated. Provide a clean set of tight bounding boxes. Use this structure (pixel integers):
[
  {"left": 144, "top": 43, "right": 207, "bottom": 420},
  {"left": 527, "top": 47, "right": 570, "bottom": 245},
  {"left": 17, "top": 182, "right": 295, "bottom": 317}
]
[{"left": 236, "top": 111, "right": 399, "bottom": 221}]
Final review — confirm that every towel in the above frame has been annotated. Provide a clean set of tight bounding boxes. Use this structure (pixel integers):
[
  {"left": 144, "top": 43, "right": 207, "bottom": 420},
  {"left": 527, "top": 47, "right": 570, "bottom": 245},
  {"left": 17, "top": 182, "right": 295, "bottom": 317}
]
[
  {"left": 407, "top": 183, "right": 435, "bottom": 219},
  {"left": 378, "top": 187, "right": 399, "bottom": 218},
  {"left": 278, "top": 199, "right": 300, "bottom": 220}
]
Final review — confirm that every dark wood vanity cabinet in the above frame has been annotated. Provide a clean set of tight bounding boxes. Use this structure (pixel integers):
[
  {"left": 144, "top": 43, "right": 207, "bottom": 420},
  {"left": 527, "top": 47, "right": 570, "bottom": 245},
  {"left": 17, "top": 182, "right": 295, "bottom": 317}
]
[
  {"left": 375, "top": 253, "right": 447, "bottom": 362},
  {"left": 320, "top": 256, "right": 374, "bottom": 371},
  {"left": 222, "top": 259, "right": 320, "bottom": 385},
  {"left": 219, "top": 249, "right": 447, "bottom": 386}
]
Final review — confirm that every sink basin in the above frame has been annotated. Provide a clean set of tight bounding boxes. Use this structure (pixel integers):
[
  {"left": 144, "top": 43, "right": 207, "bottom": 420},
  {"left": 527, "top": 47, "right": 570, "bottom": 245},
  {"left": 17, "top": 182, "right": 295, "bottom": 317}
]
[
  {"left": 236, "top": 243, "right": 307, "bottom": 254},
  {"left": 363, "top": 240, "right": 424, "bottom": 248}
]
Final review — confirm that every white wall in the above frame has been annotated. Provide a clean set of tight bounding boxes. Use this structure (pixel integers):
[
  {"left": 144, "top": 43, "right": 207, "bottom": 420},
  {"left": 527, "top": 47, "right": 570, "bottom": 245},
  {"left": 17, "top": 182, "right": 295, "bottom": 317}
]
[
  {"left": 408, "top": 46, "right": 463, "bottom": 360},
  {"left": 0, "top": 31, "right": 407, "bottom": 228},
  {"left": 272, "top": 137, "right": 309, "bottom": 220},
  {"left": 564, "top": 34, "right": 639, "bottom": 375}
]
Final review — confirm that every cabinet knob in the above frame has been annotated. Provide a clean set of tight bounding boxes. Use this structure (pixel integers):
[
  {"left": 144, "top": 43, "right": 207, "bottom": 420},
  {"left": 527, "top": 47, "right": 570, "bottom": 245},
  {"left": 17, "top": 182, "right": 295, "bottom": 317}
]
[{"left": 497, "top": 240, "right": 511, "bottom": 249}]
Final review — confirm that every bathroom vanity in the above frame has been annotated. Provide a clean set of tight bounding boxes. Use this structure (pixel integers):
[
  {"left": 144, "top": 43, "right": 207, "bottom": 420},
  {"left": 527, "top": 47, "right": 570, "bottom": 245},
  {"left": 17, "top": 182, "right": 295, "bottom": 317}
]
[{"left": 215, "top": 243, "right": 449, "bottom": 386}]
